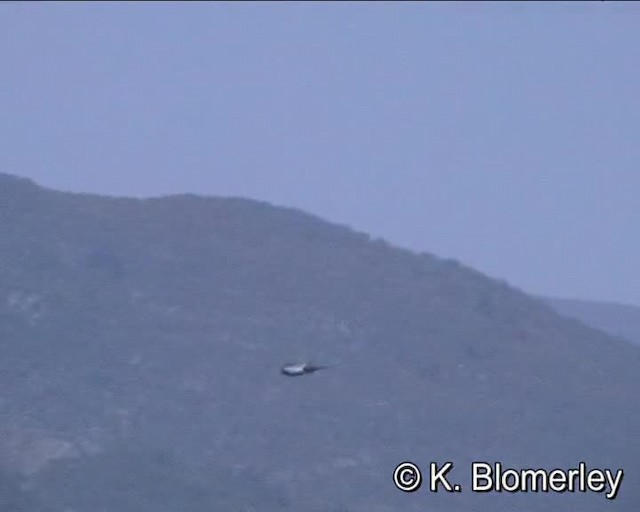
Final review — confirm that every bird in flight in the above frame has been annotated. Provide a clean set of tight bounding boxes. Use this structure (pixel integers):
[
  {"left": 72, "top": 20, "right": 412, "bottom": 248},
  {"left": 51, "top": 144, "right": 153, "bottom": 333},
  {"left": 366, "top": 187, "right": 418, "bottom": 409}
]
[{"left": 280, "top": 362, "right": 328, "bottom": 377}]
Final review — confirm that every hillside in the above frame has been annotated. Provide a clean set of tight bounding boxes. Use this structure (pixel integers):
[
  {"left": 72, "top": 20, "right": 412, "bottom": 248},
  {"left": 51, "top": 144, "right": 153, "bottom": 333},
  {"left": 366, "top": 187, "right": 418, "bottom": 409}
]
[
  {"left": 0, "top": 172, "right": 639, "bottom": 512},
  {"left": 545, "top": 297, "right": 640, "bottom": 346}
]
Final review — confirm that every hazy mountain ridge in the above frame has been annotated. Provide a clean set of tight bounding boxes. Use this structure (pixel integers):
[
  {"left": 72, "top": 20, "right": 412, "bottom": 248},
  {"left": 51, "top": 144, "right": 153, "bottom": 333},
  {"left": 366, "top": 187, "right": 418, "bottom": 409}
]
[
  {"left": 1, "top": 172, "right": 639, "bottom": 512},
  {"left": 545, "top": 296, "right": 640, "bottom": 346}
]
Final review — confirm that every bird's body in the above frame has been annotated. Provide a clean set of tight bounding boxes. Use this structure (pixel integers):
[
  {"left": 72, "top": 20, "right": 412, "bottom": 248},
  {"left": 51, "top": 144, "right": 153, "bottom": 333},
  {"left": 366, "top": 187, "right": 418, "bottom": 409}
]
[{"left": 280, "top": 362, "right": 328, "bottom": 377}]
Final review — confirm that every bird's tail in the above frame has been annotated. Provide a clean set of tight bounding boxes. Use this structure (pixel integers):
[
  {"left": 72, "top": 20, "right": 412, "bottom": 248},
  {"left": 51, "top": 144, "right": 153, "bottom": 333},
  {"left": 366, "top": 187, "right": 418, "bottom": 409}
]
[{"left": 307, "top": 364, "right": 329, "bottom": 372}]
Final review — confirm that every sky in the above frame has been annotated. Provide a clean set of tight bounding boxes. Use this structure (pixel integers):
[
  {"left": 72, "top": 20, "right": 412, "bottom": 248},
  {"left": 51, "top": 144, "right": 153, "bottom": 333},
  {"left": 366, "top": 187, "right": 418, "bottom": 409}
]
[{"left": 1, "top": 1, "right": 639, "bottom": 305}]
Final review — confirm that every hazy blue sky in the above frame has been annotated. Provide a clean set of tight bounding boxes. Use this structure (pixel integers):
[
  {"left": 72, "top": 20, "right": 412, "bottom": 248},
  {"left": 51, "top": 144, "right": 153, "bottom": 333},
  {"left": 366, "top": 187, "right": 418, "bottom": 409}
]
[{"left": 2, "top": 2, "right": 638, "bottom": 305}]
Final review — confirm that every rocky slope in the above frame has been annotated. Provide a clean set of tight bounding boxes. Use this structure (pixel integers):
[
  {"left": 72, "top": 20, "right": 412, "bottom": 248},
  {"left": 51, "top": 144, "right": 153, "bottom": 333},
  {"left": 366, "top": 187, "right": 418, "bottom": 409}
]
[{"left": 1, "top": 173, "right": 638, "bottom": 511}]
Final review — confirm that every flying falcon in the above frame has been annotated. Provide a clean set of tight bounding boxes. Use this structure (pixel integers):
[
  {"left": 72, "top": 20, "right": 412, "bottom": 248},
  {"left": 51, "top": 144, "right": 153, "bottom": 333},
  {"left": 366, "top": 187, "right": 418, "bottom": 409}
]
[{"left": 280, "top": 362, "right": 328, "bottom": 377}]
